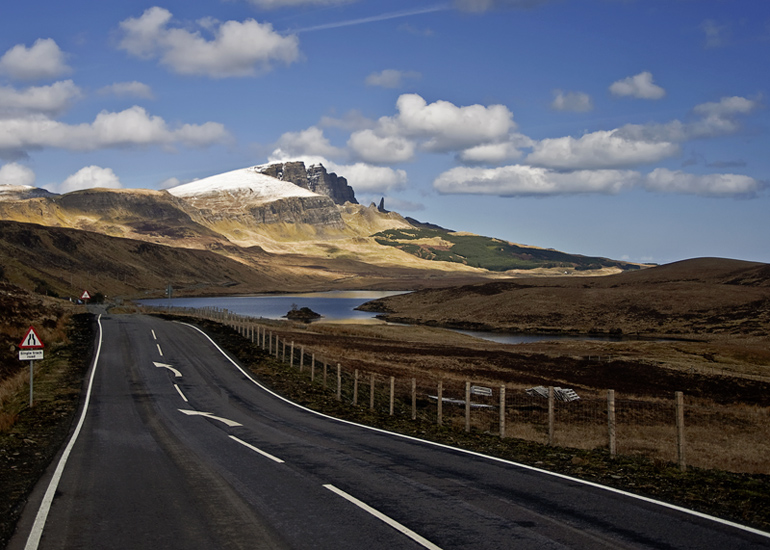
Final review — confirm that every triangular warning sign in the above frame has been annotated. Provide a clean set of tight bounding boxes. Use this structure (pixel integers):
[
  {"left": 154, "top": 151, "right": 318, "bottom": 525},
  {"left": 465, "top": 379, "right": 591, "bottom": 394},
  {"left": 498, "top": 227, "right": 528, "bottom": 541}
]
[
  {"left": 81, "top": 290, "right": 91, "bottom": 300},
  {"left": 19, "top": 326, "right": 44, "bottom": 349}
]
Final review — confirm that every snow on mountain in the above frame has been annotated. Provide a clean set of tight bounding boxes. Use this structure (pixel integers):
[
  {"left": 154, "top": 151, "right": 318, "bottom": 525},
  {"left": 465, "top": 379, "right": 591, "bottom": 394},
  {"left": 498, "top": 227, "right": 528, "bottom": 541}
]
[{"left": 167, "top": 166, "right": 319, "bottom": 204}]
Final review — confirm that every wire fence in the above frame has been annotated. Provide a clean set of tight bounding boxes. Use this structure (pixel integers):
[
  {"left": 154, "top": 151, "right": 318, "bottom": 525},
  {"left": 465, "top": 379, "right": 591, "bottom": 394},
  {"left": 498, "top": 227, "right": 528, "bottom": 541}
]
[{"left": 145, "top": 305, "right": 770, "bottom": 475}]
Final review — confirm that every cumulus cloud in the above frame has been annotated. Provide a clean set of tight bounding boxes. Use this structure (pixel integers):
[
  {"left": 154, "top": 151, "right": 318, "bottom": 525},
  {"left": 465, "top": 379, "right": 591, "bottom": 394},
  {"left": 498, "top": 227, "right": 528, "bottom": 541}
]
[
  {"left": 0, "top": 105, "right": 229, "bottom": 153},
  {"left": 0, "top": 80, "right": 82, "bottom": 117},
  {"left": 643, "top": 168, "right": 761, "bottom": 196},
  {"left": 618, "top": 95, "right": 760, "bottom": 143},
  {"left": 0, "top": 162, "right": 35, "bottom": 187},
  {"left": 433, "top": 165, "right": 639, "bottom": 196},
  {"left": 271, "top": 126, "right": 345, "bottom": 159},
  {"left": 58, "top": 166, "right": 122, "bottom": 193},
  {"left": 365, "top": 69, "right": 421, "bottom": 89},
  {"left": 0, "top": 38, "right": 71, "bottom": 81},
  {"left": 551, "top": 90, "right": 593, "bottom": 112},
  {"left": 347, "top": 129, "right": 415, "bottom": 164},
  {"left": 526, "top": 130, "right": 679, "bottom": 170},
  {"left": 98, "top": 81, "right": 155, "bottom": 100},
  {"left": 117, "top": 7, "right": 300, "bottom": 78},
  {"left": 456, "top": 139, "right": 529, "bottom": 165},
  {"left": 348, "top": 94, "right": 518, "bottom": 164},
  {"left": 609, "top": 71, "right": 666, "bottom": 100}
]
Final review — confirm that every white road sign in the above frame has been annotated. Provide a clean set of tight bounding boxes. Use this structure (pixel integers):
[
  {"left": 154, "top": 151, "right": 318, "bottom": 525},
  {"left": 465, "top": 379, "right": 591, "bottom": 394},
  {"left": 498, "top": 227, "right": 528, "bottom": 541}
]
[{"left": 19, "top": 350, "right": 44, "bottom": 361}]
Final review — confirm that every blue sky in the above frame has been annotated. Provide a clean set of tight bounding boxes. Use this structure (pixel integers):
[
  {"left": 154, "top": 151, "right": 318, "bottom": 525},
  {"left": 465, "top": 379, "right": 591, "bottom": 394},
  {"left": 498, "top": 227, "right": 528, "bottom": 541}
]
[{"left": 0, "top": 0, "right": 768, "bottom": 265}]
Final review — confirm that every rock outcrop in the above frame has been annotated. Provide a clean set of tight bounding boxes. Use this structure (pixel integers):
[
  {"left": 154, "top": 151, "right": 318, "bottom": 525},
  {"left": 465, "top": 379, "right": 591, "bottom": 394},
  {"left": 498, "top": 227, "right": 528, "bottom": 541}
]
[{"left": 259, "top": 162, "right": 357, "bottom": 206}]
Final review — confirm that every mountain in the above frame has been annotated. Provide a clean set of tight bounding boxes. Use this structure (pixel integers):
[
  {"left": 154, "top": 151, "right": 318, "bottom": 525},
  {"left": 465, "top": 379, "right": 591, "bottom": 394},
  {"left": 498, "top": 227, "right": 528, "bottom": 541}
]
[{"left": 0, "top": 162, "right": 649, "bottom": 297}]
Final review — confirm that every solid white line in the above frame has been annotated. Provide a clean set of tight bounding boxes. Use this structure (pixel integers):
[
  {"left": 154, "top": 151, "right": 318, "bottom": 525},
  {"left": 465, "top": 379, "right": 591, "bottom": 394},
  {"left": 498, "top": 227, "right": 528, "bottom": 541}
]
[
  {"left": 178, "top": 322, "right": 770, "bottom": 541},
  {"left": 324, "top": 484, "right": 442, "bottom": 550},
  {"left": 156, "top": 343, "right": 163, "bottom": 357},
  {"left": 173, "top": 384, "right": 188, "bottom": 403},
  {"left": 229, "top": 435, "right": 285, "bottom": 464},
  {"left": 25, "top": 315, "right": 105, "bottom": 550}
]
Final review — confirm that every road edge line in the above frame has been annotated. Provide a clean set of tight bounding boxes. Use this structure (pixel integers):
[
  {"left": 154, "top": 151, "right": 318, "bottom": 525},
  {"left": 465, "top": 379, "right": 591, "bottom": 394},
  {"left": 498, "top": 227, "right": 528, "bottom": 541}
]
[
  {"left": 24, "top": 314, "right": 104, "bottom": 550},
  {"left": 180, "top": 321, "right": 770, "bottom": 541}
]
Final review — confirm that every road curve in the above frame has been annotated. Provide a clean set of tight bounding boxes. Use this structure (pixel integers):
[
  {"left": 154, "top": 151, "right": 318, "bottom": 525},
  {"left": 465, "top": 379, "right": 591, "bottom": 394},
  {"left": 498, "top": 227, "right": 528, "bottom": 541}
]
[{"left": 9, "top": 314, "right": 770, "bottom": 549}]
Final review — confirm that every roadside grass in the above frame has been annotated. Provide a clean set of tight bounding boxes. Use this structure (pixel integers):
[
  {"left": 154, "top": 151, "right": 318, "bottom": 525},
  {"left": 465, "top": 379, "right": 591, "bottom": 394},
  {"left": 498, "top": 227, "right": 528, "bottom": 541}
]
[{"left": 0, "top": 313, "right": 94, "bottom": 549}]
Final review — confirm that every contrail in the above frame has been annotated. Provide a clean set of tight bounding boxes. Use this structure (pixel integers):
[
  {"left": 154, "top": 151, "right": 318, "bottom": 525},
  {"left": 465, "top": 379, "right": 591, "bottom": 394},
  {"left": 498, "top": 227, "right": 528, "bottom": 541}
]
[{"left": 288, "top": 4, "right": 448, "bottom": 34}]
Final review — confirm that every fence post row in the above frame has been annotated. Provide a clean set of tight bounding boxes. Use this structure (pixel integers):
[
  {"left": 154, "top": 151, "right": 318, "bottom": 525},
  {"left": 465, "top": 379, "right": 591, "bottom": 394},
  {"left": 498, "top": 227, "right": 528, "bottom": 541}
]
[{"left": 153, "top": 306, "right": 697, "bottom": 471}]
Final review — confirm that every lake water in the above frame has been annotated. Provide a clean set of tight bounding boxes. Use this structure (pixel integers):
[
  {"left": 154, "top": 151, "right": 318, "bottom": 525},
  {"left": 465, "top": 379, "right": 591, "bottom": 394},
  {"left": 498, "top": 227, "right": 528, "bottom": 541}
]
[
  {"left": 140, "top": 291, "right": 638, "bottom": 345},
  {"left": 139, "top": 291, "right": 405, "bottom": 324}
]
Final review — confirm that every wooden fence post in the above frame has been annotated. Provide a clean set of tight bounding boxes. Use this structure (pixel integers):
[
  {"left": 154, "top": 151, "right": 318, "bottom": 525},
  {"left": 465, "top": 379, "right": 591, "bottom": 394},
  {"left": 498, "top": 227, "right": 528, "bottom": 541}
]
[
  {"left": 300, "top": 347, "right": 305, "bottom": 372},
  {"left": 336, "top": 364, "right": 342, "bottom": 401},
  {"left": 437, "top": 381, "right": 443, "bottom": 426},
  {"left": 389, "top": 376, "right": 395, "bottom": 416},
  {"left": 548, "top": 386, "right": 555, "bottom": 446},
  {"left": 268, "top": 332, "right": 272, "bottom": 354},
  {"left": 676, "top": 391, "right": 686, "bottom": 472},
  {"left": 465, "top": 381, "right": 471, "bottom": 433},
  {"left": 353, "top": 369, "right": 359, "bottom": 405},
  {"left": 499, "top": 385, "right": 506, "bottom": 438},
  {"left": 411, "top": 378, "right": 417, "bottom": 420},
  {"left": 608, "top": 389, "right": 616, "bottom": 457},
  {"left": 369, "top": 373, "right": 375, "bottom": 410},
  {"left": 290, "top": 341, "right": 294, "bottom": 367}
]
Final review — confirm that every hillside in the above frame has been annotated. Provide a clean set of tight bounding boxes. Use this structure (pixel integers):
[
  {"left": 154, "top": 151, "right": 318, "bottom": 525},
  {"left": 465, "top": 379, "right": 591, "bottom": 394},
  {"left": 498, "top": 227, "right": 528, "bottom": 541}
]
[
  {"left": 0, "top": 162, "right": 648, "bottom": 293},
  {"left": 359, "top": 257, "right": 770, "bottom": 338}
]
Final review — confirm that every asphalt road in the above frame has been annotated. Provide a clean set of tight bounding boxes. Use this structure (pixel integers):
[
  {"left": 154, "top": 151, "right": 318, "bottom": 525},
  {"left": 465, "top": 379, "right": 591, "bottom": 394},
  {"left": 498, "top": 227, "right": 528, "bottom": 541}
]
[{"left": 9, "top": 314, "right": 770, "bottom": 549}]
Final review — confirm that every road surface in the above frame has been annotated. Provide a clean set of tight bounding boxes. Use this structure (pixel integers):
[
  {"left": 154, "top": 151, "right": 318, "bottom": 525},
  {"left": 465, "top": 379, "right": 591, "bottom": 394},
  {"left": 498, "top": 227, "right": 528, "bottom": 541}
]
[{"left": 9, "top": 314, "right": 770, "bottom": 549}]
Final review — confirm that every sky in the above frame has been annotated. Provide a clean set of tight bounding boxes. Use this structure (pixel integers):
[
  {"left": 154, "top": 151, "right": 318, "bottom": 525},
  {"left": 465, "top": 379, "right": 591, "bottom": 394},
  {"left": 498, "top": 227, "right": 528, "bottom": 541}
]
[{"left": 0, "top": 0, "right": 768, "bottom": 265}]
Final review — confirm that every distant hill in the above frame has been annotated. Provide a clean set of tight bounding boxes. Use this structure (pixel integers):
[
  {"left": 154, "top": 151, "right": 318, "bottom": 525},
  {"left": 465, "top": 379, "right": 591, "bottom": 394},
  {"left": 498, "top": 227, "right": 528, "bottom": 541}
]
[
  {"left": 373, "top": 227, "right": 640, "bottom": 272},
  {"left": 359, "top": 257, "right": 770, "bottom": 337}
]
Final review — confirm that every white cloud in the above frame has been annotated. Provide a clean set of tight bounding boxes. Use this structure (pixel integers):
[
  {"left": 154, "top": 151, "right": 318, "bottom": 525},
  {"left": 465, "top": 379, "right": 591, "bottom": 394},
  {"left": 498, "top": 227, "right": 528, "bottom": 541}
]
[
  {"left": 159, "top": 177, "right": 181, "bottom": 189},
  {"left": 609, "top": 71, "right": 666, "bottom": 100},
  {"left": 0, "top": 80, "right": 82, "bottom": 117},
  {"left": 551, "top": 90, "right": 593, "bottom": 112},
  {"left": 319, "top": 109, "right": 374, "bottom": 132},
  {"left": 526, "top": 130, "right": 679, "bottom": 170},
  {"left": 0, "top": 38, "right": 71, "bottom": 81},
  {"left": 59, "top": 166, "right": 122, "bottom": 193},
  {"left": 0, "top": 106, "right": 230, "bottom": 152},
  {"left": 0, "top": 162, "right": 35, "bottom": 187},
  {"left": 271, "top": 126, "right": 345, "bottom": 159},
  {"left": 643, "top": 168, "right": 761, "bottom": 196},
  {"left": 618, "top": 95, "right": 760, "bottom": 142},
  {"left": 365, "top": 69, "right": 421, "bottom": 89},
  {"left": 456, "top": 140, "right": 526, "bottom": 164},
  {"left": 117, "top": 7, "right": 300, "bottom": 78},
  {"left": 433, "top": 165, "right": 639, "bottom": 196},
  {"left": 98, "top": 81, "right": 155, "bottom": 100},
  {"left": 391, "top": 93, "right": 516, "bottom": 152},
  {"left": 348, "top": 129, "right": 415, "bottom": 164}
]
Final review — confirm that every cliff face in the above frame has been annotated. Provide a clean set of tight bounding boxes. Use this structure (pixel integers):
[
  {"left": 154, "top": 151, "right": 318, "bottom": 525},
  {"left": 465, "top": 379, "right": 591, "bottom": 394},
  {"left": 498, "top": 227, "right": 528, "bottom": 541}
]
[{"left": 259, "top": 162, "right": 358, "bottom": 206}]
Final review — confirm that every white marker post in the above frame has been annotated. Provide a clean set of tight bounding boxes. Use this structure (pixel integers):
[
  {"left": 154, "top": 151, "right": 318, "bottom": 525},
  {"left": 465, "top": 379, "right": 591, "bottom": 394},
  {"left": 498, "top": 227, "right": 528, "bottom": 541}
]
[{"left": 19, "top": 326, "right": 45, "bottom": 406}]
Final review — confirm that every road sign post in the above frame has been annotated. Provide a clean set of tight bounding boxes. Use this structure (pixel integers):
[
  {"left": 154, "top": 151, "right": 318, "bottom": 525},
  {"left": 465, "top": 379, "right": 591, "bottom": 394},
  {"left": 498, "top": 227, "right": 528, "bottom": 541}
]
[{"left": 19, "top": 326, "right": 44, "bottom": 407}]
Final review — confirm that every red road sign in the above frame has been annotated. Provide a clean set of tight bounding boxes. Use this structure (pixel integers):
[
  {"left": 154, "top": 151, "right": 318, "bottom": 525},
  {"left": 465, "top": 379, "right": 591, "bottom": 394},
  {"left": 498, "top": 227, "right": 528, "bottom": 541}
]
[
  {"left": 19, "top": 326, "right": 44, "bottom": 349},
  {"left": 81, "top": 290, "right": 91, "bottom": 300}
]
